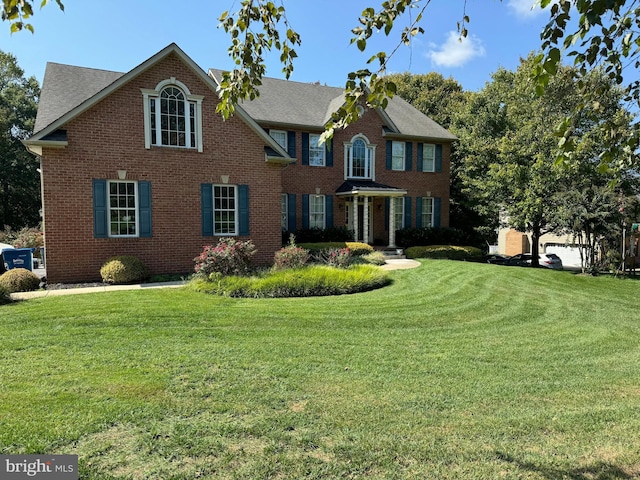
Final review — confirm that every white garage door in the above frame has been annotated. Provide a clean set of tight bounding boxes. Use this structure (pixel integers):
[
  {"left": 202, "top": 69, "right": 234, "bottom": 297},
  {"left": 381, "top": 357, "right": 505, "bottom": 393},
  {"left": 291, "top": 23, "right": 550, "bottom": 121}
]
[{"left": 545, "top": 244, "right": 584, "bottom": 269}]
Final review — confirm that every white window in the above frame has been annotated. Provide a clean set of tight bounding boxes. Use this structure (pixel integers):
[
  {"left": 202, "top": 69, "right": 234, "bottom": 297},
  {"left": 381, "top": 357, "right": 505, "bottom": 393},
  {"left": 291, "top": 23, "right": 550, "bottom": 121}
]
[
  {"left": 281, "top": 193, "right": 288, "bottom": 230},
  {"left": 142, "top": 78, "right": 203, "bottom": 152},
  {"left": 394, "top": 198, "right": 404, "bottom": 230},
  {"left": 347, "top": 137, "right": 373, "bottom": 179},
  {"left": 309, "top": 133, "right": 325, "bottom": 166},
  {"left": 310, "top": 195, "right": 325, "bottom": 229},
  {"left": 214, "top": 185, "right": 237, "bottom": 235},
  {"left": 391, "top": 141, "right": 405, "bottom": 171},
  {"left": 421, "top": 197, "right": 434, "bottom": 227},
  {"left": 422, "top": 144, "right": 436, "bottom": 172},
  {"left": 270, "top": 130, "right": 287, "bottom": 150},
  {"left": 108, "top": 180, "right": 138, "bottom": 237}
]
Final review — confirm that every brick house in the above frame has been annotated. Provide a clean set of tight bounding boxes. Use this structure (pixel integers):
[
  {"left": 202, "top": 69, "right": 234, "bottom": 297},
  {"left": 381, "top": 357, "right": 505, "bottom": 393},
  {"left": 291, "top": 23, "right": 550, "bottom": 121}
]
[{"left": 24, "top": 44, "right": 456, "bottom": 283}]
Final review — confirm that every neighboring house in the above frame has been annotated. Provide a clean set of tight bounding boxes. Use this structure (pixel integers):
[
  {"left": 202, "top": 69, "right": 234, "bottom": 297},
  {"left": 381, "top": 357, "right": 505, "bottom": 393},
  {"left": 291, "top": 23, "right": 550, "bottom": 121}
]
[
  {"left": 498, "top": 227, "right": 585, "bottom": 268},
  {"left": 24, "top": 44, "right": 455, "bottom": 283}
]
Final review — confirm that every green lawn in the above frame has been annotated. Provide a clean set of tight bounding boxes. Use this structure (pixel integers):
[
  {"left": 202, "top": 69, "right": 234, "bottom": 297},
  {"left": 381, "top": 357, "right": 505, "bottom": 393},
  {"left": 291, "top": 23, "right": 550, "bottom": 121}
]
[{"left": 1, "top": 260, "right": 640, "bottom": 479}]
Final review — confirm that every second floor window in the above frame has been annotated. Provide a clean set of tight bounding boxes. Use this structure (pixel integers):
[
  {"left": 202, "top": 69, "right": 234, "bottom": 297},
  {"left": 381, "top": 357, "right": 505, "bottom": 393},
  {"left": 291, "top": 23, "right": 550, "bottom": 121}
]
[
  {"left": 347, "top": 137, "right": 373, "bottom": 179},
  {"left": 309, "top": 134, "right": 325, "bottom": 166},
  {"left": 391, "top": 141, "right": 405, "bottom": 170},
  {"left": 143, "top": 79, "right": 204, "bottom": 152}
]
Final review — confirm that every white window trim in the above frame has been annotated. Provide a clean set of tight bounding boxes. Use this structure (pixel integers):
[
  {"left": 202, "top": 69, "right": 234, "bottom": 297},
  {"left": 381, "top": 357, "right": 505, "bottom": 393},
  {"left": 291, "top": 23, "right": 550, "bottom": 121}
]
[
  {"left": 394, "top": 197, "right": 405, "bottom": 230},
  {"left": 344, "top": 134, "right": 376, "bottom": 180},
  {"left": 107, "top": 180, "right": 139, "bottom": 238},
  {"left": 142, "top": 77, "right": 204, "bottom": 152},
  {"left": 281, "top": 193, "right": 288, "bottom": 230},
  {"left": 213, "top": 184, "right": 239, "bottom": 236},
  {"left": 309, "top": 194, "right": 326, "bottom": 229},
  {"left": 391, "top": 141, "right": 405, "bottom": 171},
  {"left": 309, "top": 133, "right": 326, "bottom": 167},
  {"left": 270, "top": 129, "right": 288, "bottom": 150},
  {"left": 422, "top": 143, "right": 436, "bottom": 172},
  {"left": 422, "top": 196, "right": 434, "bottom": 227}
]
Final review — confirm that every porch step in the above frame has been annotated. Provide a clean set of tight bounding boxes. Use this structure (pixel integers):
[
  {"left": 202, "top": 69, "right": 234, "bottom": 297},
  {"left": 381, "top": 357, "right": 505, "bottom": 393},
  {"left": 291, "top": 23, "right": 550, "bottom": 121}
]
[{"left": 380, "top": 248, "right": 406, "bottom": 260}]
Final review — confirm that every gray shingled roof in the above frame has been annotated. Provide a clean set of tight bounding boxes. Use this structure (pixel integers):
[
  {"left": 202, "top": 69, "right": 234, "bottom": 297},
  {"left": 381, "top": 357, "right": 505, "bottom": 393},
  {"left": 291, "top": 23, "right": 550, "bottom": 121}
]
[
  {"left": 34, "top": 57, "right": 456, "bottom": 143},
  {"left": 34, "top": 63, "right": 124, "bottom": 134},
  {"left": 209, "top": 69, "right": 456, "bottom": 141}
]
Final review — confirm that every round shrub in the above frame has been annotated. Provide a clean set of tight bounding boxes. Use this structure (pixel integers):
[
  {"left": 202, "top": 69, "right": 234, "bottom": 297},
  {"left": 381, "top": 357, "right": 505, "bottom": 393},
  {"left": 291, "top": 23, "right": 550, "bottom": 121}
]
[
  {"left": 100, "top": 256, "right": 148, "bottom": 284},
  {"left": 194, "top": 238, "right": 257, "bottom": 277},
  {"left": 405, "top": 245, "right": 483, "bottom": 261},
  {"left": 273, "top": 244, "right": 310, "bottom": 270},
  {"left": 0, "top": 268, "right": 41, "bottom": 293},
  {"left": 0, "top": 284, "right": 12, "bottom": 304},
  {"left": 359, "top": 251, "right": 387, "bottom": 266}
]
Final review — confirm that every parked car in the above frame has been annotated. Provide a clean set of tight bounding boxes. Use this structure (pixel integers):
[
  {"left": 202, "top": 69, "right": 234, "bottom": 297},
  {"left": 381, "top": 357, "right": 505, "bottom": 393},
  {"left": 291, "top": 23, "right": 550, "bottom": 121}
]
[
  {"left": 538, "top": 253, "right": 563, "bottom": 270},
  {"left": 505, "top": 253, "right": 532, "bottom": 267},
  {"left": 486, "top": 254, "right": 511, "bottom": 265}
]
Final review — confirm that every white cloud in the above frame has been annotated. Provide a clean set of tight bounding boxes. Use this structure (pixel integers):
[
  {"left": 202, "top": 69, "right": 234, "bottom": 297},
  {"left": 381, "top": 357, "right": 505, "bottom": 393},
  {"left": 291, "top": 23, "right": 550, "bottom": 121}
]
[
  {"left": 427, "top": 31, "right": 486, "bottom": 68},
  {"left": 507, "top": 0, "right": 549, "bottom": 18}
]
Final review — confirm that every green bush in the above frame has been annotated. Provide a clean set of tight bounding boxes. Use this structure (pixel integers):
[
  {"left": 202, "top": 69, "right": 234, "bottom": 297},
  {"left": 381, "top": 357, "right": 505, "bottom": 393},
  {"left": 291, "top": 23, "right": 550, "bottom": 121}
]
[
  {"left": 359, "top": 251, "right": 387, "bottom": 266},
  {"left": 405, "top": 245, "right": 483, "bottom": 261},
  {"left": 100, "top": 256, "right": 148, "bottom": 284},
  {"left": 0, "top": 284, "right": 11, "bottom": 304},
  {"left": 190, "top": 264, "right": 391, "bottom": 298},
  {"left": 299, "top": 242, "right": 374, "bottom": 256},
  {"left": 282, "top": 226, "right": 354, "bottom": 244},
  {"left": 0, "top": 268, "right": 40, "bottom": 293}
]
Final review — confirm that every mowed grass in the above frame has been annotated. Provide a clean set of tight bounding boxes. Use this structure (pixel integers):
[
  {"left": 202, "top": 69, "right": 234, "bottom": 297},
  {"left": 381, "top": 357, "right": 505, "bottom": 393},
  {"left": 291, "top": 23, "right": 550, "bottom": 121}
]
[{"left": 1, "top": 260, "right": 640, "bottom": 479}]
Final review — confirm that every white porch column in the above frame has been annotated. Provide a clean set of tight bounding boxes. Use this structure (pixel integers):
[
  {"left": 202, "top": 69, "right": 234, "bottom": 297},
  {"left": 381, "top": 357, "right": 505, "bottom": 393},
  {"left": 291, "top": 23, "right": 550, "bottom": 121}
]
[
  {"left": 388, "top": 197, "right": 396, "bottom": 248},
  {"left": 363, "top": 195, "right": 370, "bottom": 244},
  {"left": 353, "top": 196, "right": 359, "bottom": 242}
]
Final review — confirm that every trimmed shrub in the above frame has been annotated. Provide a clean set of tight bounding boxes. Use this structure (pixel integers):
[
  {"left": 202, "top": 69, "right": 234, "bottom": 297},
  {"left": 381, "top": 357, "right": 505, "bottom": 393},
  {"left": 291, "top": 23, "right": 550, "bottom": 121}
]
[
  {"left": 314, "top": 247, "right": 352, "bottom": 268},
  {"left": 283, "top": 226, "right": 354, "bottom": 244},
  {"left": 0, "top": 268, "right": 41, "bottom": 293},
  {"left": 100, "top": 256, "right": 148, "bottom": 284},
  {"left": 299, "top": 242, "right": 374, "bottom": 256},
  {"left": 359, "top": 251, "right": 387, "bottom": 266},
  {"left": 0, "top": 284, "right": 12, "bottom": 304},
  {"left": 273, "top": 236, "right": 310, "bottom": 271},
  {"left": 194, "top": 237, "right": 257, "bottom": 277},
  {"left": 190, "top": 264, "right": 391, "bottom": 298},
  {"left": 396, "top": 227, "right": 477, "bottom": 249},
  {"left": 405, "top": 245, "right": 483, "bottom": 261}
]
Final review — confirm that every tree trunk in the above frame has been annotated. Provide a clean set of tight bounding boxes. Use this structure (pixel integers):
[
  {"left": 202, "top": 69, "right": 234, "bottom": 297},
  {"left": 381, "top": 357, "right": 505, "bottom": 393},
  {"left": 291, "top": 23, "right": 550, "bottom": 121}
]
[{"left": 531, "top": 225, "right": 541, "bottom": 267}]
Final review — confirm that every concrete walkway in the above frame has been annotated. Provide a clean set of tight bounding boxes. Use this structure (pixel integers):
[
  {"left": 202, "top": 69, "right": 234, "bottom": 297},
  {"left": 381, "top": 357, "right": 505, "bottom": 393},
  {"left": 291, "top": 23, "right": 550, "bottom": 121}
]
[{"left": 9, "top": 259, "right": 420, "bottom": 300}]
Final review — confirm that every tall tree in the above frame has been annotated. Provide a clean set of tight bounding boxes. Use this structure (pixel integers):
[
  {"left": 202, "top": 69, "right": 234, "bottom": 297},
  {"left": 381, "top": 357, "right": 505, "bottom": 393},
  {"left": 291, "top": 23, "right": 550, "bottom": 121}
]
[
  {"left": 0, "top": 51, "right": 40, "bottom": 229},
  {"left": 457, "top": 54, "right": 634, "bottom": 266}
]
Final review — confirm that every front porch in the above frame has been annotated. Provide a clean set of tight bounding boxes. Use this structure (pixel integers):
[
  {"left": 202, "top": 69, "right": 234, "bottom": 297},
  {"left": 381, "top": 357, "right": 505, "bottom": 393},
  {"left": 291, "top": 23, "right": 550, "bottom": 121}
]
[{"left": 336, "top": 180, "right": 407, "bottom": 249}]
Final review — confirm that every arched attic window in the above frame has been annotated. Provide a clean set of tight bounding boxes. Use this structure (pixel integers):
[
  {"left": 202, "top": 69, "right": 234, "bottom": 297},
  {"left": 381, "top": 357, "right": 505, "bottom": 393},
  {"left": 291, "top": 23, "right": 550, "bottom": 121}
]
[{"left": 141, "top": 78, "right": 204, "bottom": 152}]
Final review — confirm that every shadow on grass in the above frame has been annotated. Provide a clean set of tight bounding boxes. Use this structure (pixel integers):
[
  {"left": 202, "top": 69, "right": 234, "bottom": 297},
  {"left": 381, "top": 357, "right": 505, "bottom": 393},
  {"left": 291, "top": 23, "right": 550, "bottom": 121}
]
[{"left": 496, "top": 452, "right": 638, "bottom": 479}]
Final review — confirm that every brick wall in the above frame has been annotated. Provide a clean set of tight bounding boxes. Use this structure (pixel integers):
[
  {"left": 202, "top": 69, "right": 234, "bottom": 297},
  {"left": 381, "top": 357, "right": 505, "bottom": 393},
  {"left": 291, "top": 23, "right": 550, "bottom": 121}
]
[{"left": 41, "top": 52, "right": 283, "bottom": 283}]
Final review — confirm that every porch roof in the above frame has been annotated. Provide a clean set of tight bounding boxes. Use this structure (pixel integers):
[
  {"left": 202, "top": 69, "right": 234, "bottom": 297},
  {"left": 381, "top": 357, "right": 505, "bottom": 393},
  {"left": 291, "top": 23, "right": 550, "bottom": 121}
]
[{"left": 336, "top": 180, "right": 407, "bottom": 197}]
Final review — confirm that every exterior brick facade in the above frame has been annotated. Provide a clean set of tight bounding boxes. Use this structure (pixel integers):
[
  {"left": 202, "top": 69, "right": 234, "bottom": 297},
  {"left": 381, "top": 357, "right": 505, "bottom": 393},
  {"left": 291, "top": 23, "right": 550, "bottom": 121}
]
[{"left": 28, "top": 45, "right": 453, "bottom": 283}]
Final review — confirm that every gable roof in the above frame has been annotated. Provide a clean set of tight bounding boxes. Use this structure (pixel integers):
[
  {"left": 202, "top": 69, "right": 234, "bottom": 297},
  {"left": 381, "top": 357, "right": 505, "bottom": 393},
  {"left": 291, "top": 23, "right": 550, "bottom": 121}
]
[
  {"left": 209, "top": 69, "right": 456, "bottom": 142},
  {"left": 26, "top": 43, "right": 291, "bottom": 160}
]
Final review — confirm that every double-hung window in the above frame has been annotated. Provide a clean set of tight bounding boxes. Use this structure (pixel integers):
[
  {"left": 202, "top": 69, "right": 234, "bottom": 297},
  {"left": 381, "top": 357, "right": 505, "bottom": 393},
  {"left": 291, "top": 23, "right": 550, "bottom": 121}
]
[
  {"left": 213, "top": 185, "right": 237, "bottom": 235},
  {"left": 108, "top": 180, "right": 138, "bottom": 237},
  {"left": 421, "top": 144, "right": 436, "bottom": 172},
  {"left": 281, "top": 193, "right": 288, "bottom": 230},
  {"left": 142, "top": 79, "right": 204, "bottom": 152},
  {"left": 309, "top": 133, "right": 325, "bottom": 166},
  {"left": 391, "top": 141, "right": 405, "bottom": 170},
  {"left": 309, "top": 195, "right": 325, "bottom": 229},
  {"left": 269, "top": 130, "right": 288, "bottom": 150},
  {"left": 421, "top": 197, "right": 434, "bottom": 227},
  {"left": 394, "top": 198, "right": 404, "bottom": 230}
]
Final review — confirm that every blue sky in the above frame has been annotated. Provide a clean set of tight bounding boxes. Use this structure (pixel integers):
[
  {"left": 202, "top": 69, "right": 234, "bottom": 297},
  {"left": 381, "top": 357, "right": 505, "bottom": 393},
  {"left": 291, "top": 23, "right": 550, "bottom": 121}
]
[{"left": 0, "top": 0, "right": 554, "bottom": 93}]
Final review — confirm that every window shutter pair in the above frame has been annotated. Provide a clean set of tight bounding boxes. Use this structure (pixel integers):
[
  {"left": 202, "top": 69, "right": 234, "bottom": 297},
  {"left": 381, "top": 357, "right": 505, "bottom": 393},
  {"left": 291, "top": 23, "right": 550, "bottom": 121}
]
[
  {"left": 301, "top": 133, "right": 333, "bottom": 166},
  {"left": 301, "top": 194, "right": 333, "bottom": 229},
  {"left": 385, "top": 141, "right": 412, "bottom": 171},
  {"left": 93, "top": 179, "right": 152, "bottom": 238},
  {"left": 416, "top": 144, "right": 443, "bottom": 172},
  {"left": 415, "top": 197, "right": 442, "bottom": 228},
  {"left": 200, "top": 184, "right": 250, "bottom": 236}
]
